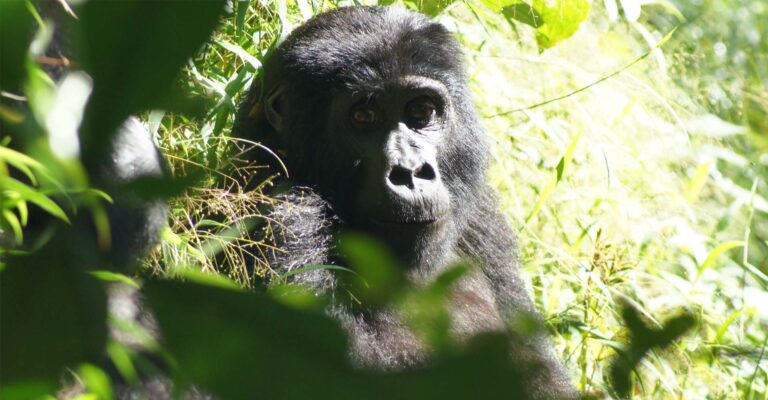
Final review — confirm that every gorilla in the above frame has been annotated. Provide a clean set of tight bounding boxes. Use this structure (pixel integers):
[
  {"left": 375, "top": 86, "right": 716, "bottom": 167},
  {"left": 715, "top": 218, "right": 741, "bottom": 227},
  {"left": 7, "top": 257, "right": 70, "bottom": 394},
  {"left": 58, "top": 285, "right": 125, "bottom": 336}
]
[{"left": 234, "top": 6, "right": 578, "bottom": 399}]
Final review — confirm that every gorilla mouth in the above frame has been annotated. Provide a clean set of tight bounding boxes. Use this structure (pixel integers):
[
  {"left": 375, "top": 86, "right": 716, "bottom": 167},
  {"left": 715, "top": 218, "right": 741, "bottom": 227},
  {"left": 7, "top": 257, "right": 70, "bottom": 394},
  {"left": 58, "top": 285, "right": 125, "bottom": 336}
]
[
  {"left": 370, "top": 213, "right": 447, "bottom": 227},
  {"left": 364, "top": 198, "right": 451, "bottom": 229}
]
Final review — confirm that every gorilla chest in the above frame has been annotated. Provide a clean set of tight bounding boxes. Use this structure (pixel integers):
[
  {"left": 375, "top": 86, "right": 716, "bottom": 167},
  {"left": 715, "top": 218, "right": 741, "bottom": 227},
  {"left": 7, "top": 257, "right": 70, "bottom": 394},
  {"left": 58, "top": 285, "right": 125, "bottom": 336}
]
[{"left": 346, "top": 270, "right": 505, "bottom": 370}]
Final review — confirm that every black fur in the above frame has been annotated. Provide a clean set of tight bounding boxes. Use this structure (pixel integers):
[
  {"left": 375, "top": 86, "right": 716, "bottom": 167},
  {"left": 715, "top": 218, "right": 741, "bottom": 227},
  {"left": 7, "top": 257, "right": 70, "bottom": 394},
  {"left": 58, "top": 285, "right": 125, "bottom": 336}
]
[
  {"left": 96, "top": 116, "right": 168, "bottom": 268},
  {"left": 235, "top": 6, "right": 578, "bottom": 399}
]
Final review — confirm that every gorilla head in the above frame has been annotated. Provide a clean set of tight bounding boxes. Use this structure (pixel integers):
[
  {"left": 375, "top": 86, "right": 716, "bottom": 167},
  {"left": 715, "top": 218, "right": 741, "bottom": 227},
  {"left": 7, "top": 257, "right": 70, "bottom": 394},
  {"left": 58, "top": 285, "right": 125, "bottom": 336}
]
[{"left": 237, "top": 6, "right": 487, "bottom": 269}]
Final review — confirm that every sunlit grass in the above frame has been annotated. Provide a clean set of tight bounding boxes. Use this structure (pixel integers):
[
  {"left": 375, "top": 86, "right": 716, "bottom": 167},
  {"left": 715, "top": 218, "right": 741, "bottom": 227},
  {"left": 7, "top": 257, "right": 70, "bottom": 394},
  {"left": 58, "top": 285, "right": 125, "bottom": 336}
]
[{"left": 444, "top": 3, "right": 766, "bottom": 398}]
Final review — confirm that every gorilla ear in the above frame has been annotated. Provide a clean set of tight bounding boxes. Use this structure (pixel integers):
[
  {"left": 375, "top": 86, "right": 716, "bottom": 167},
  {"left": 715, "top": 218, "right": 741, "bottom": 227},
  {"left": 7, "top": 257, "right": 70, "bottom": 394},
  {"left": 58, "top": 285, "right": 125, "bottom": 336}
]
[{"left": 265, "top": 86, "right": 286, "bottom": 132}]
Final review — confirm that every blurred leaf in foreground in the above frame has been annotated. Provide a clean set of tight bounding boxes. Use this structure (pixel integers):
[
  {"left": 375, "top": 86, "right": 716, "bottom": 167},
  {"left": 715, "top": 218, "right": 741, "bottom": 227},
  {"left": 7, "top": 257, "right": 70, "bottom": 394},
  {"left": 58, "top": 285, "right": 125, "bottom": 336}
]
[
  {"left": 0, "top": 0, "right": 32, "bottom": 91},
  {"left": 0, "top": 237, "right": 107, "bottom": 398},
  {"left": 75, "top": 0, "right": 226, "bottom": 163},
  {"left": 336, "top": 232, "right": 406, "bottom": 306},
  {"left": 144, "top": 278, "right": 355, "bottom": 399},
  {"left": 144, "top": 279, "right": 531, "bottom": 399},
  {"left": 609, "top": 302, "right": 695, "bottom": 398}
]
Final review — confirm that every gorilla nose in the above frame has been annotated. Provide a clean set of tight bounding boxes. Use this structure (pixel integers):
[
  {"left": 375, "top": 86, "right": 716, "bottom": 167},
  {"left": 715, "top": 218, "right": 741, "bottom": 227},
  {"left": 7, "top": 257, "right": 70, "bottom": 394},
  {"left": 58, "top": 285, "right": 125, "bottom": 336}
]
[{"left": 387, "top": 162, "right": 437, "bottom": 190}]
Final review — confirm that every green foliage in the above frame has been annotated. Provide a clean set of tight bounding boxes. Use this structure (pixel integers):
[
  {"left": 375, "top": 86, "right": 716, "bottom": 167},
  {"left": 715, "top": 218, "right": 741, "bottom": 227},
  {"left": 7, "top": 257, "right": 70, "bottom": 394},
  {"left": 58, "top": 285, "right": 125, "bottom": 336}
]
[
  {"left": 336, "top": 232, "right": 470, "bottom": 350},
  {"left": 337, "top": 232, "right": 407, "bottom": 306},
  {"left": 145, "top": 278, "right": 530, "bottom": 399},
  {"left": 0, "top": 0, "right": 32, "bottom": 91},
  {"left": 0, "top": 244, "right": 107, "bottom": 398},
  {"left": 0, "top": 0, "right": 226, "bottom": 397},
  {"left": 497, "top": 0, "right": 590, "bottom": 50},
  {"left": 525, "top": 128, "right": 581, "bottom": 225},
  {"left": 76, "top": 0, "right": 226, "bottom": 159},
  {"left": 608, "top": 303, "right": 696, "bottom": 398},
  {"left": 414, "top": 0, "right": 459, "bottom": 16},
  {"left": 530, "top": 0, "right": 590, "bottom": 49},
  {"left": 0, "top": 147, "right": 70, "bottom": 244},
  {"left": 502, "top": 2, "right": 543, "bottom": 28}
]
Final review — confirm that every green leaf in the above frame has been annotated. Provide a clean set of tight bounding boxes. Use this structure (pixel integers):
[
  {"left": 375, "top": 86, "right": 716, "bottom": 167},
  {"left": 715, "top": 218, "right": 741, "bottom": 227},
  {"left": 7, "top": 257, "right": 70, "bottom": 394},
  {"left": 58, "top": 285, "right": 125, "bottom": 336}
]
[
  {"left": 685, "top": 161, "right": 711, "bottom": 203},
  {"left": 696, "top": 240, "right": 744, "bottom": 277},
  {"left": 525, "top": 172, "right": 556, "bottom": 226},
  {"left": 0, "top": 146, "right": 46, "bottom": 184},
  {"left": 399, "top": 264, "right": 468, "bottom": 351},
  {"left": 502, "top": 2, "right": 543, "bottom": 28},
  {"left": 0, "top": 176, "right": 70, "bottom": 223},
  {"left": 0, "top": 0, "right": 33, "bottom": 91},
  {"left": 16, "top": 197, "right": 28, "bottom": 225},
  {"left": 480, "top": 0, "right": 519, "bottom": 13},
  {"left": 177, "top": 268, "right": 242, "bottom": 291},
  {"left": 106, "top": 342, "right": 138, "bottom": 384},
  {"left": 144, "top": 279, "right": 531, "bottom": 399},
  {"left": 77, "top": 364, "right": 114, "bottom": 400},
  {"left": 268, "top": 284, "right": 327, "bottom": 310},
  {"left": 715, "top": 309, "right": 743, "bottom": 343},
  {"left": 531, "top": 0, "right": 590, "bottom": 50},
  {"left": 76, "top": 0, "right": 226, "bottom": 159},
  {"left": 0, "top": 243, "right": 107, "bottom": 396},
  {"left": 337, "top": 232, "right": 405, "bottom": 306},
  {"left": 1, "top": 209, "right": 23, "bottom": 244},
  {"left": 556, "top": 129, "right": 582, "bottom": 181},
  {"left": 417, "top": 0, "right": 457, "bottom": 16},
  {"left": 235, "top": 0, "right": 248, "bottom": 37},
  {"left": 143, "top": 279, "right": 353, "bottom": 399},
  {"left": 216, "top": 39, "right": 262, "bottom": 71},
  {"left": 525, "top": 130, "right": 582, "bottom": 225},
  {"left": 89, "top": 270, "right": 140, "bottom": 288}
]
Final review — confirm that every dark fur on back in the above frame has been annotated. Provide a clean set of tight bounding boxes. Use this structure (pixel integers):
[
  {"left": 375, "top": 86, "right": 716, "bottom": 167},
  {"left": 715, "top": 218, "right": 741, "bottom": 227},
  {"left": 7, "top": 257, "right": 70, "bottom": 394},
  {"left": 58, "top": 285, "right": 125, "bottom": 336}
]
[{"left": 235, "top": 6, "right": 578, "bottom": 399}]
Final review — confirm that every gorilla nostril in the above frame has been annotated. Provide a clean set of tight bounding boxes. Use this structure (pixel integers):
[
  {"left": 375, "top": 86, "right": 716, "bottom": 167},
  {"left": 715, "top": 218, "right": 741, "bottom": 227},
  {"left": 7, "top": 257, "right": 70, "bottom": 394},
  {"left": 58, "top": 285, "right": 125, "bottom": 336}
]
[
  {"left": 414, "top": 163, "right": 436, "bottom": 181},
  {"left": 388, "top": 165, "right": 413, "bottom": 187}
]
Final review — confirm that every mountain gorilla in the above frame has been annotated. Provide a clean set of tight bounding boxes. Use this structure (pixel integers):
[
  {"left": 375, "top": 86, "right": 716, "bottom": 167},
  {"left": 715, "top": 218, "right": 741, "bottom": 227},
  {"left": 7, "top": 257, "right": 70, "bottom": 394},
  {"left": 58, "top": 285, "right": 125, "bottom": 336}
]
[{"left": 235, "top": 6, "right": 578, "bottom": 399}]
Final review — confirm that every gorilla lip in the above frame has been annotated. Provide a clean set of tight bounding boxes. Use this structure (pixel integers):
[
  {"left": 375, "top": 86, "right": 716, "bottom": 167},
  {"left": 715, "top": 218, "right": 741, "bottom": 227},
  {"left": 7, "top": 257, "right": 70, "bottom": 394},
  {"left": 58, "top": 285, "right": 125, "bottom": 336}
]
[{"left": 370, "top": 215, "right": 445, "bottom": 227}]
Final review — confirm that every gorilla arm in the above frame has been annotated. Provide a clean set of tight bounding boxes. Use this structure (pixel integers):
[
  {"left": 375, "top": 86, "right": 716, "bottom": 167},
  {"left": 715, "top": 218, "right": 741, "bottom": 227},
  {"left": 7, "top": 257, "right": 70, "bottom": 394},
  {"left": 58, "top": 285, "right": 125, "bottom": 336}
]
[
  {"left": 458, "top": 187, "right": 579, "bottom": 400},
  {"left": 263, "top": 187, "right": 337, "bottom": 290}
]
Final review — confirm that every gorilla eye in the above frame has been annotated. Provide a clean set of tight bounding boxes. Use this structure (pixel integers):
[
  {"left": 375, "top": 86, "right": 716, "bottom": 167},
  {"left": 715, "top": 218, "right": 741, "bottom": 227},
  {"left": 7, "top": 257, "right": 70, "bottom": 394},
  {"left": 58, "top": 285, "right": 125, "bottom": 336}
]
[
  {"left": 405, "top": 98, "right": 436, "bottom": 129},
  {"left": 351, "top": 107, "right": 378, "bottom": 126}
]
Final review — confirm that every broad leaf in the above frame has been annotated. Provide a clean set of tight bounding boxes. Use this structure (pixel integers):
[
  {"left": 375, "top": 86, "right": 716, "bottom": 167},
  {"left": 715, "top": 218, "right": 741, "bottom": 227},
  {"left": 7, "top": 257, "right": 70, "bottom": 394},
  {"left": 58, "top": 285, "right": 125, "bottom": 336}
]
[
  {"left": 502, "top": 2, "right": 543, "bottom": 28},
  {"left": 417, "top": 0, "right": 458, "bottom": 16},
  {"left": 502, "top": 0, "right": 590, "bottom": 50},
  {"left": 0, "top": 241, "right": 107, "bottom": 397},
  {"left": 532, "top": 0, "right": 590, "bottom": 49},
  {"left": 75, "top": 0, "right": 226, "bottom": 162},
  {"left": 0, "top": 0, "right": 33, "bottom": 91}
]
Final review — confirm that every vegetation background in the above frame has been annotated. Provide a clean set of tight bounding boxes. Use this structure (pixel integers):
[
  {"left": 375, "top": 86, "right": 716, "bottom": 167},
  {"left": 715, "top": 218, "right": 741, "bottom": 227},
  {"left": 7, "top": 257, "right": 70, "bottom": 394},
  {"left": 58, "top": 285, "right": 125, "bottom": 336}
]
[{"left": 0, "top": 0, "right": 766, "bottom": 399}]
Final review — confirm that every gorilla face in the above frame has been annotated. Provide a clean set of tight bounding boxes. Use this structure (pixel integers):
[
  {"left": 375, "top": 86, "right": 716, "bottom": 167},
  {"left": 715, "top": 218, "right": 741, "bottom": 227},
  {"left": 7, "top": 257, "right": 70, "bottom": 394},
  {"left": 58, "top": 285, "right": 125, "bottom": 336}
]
[
  {"left": 240, "top": 6, "right": 489, "bottom": 268},
  {"left": 332, "top": 78, "right": 451, "bottom": 216},
  {"left": 266, "top": 74, "right": 458, "bottom": 265},
  {"left": 328, "top": 75, "right": 455, "bottom": 264}
]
